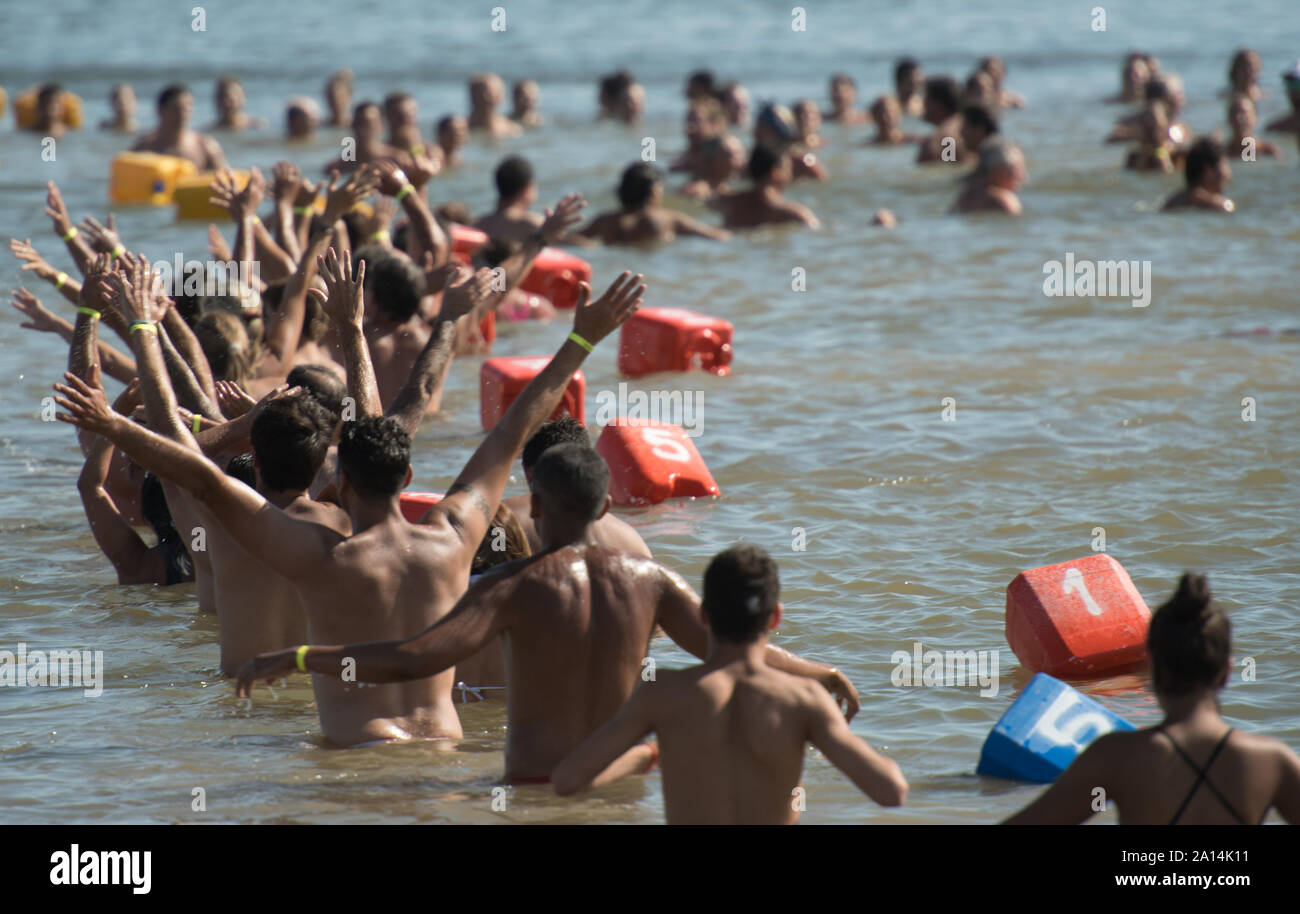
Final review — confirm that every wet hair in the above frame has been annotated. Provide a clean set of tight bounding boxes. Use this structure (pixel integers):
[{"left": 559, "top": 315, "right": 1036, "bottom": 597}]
[
  {"left": 364, "top": 253, "right": 425, "bottom": 323},
  {"left": 702, "top": 544, "right": 780, "bottom": 644},
  {"left": 140, "top": 472, "right": 179, "bottom": 542},
  {"left": 961, "top": 103, "right": 1000, "bottom": 138},
  {"left": 157, "top": 83, "right": 189, "bottom": 111},
  {"left": 250, "top": 394, "right": 335, "bottom": 492},
  {"left": 1147, "top": 573, "right": 1232, "bottom": 696},
  {"left": 225, "top": 452, "right": 257, "bottom": 489},
  {"left": 748, "top": 143, "right": 783, "bottom": 182},
  {"left": 471, "top": 503, "right": 532, "bottom": 574},
  {"left": 436, "top": 114, "right": 457, "bottom": 134},
  {"left": 193, "top": 311, "right": 251, "bottom": 386},
  {"left": 894, "top": 57, "right": 921, "bottom": 85},
  {"left": 338, "top": 416, "right": 411, "bottom": 498},
  {"left": 618, "top": 162, "right": 662, "bottom": 209},
  {"left": 521, "top": 416, "right": 590, "bottom": 472},
  {"left": 1184, "top": 137, "right": 1224, "bottom": 188},
  {"left": 286, "top": 363, "right": 347, "bottom": 421},
  {"left": 924, "top": 76, "right": 962, "bottom": 117},
  {"left": 686, "top": 69, "right": 716, "bottom": 98},
  {"left": 473, "top": 236, "right": 519, "bottom": 269},
  {"left": 383, "top": 91, "right": 413, "bottom": 112},
  {"left": 530, "top": 443, "right": 609, "bottom": 522},
  {"left": 494, "top": 155, "right": 534, "bottom": 200}
]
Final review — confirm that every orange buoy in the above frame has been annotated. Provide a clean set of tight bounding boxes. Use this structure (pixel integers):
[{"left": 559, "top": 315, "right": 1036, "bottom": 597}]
[
  {"left": 518, "top": 248, "right": 591, "bottom": 309},
  {"left": 480, "top": 356, "right": 585, "bottom": 431},
  {"left": 1006, "top": 554, "right": 1151, "bottom": 678},
  {"left": 594, "top": 421, "right": 720, "bottom": 506},
  {"left": 399, "top": 491, "right": 443, "bottom": 524},
  {"left": 618, "top": 306, "right": 733, "bottom": 378}
]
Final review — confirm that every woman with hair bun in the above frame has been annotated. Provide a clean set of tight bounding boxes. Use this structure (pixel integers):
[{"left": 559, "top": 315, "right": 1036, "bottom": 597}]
[{"left": 1006, "top": 573, "right": 1300, "bottom": 824}]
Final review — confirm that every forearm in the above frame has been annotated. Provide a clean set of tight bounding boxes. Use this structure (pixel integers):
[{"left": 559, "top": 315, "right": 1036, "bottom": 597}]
[
  {"left": 161, "top": 307, "right": 218, "bottom": 405},
  {"left": 762, "top": 642, "right": 838, "bottom": 684},
  {"left": 301, "top": 638, "right": 438, "bottom": 683},
  {"left": 194, "top": 412, "right": 253, "bottom": 457},
  {"left": 132, "top": 329, "right": 192, "bottom": 443},
  {"left": 400, "top": 192, "right": 448, "bottom": 268},
  {"left": 68, "top": 312, "right": 100, "bottom": 385},
  {"left": 386, "top": 318, "right": 456, "bottom": 435},
  {"left": 98, "top": 342, "right": 137, "bottom": 385},
  {"left": 336, "top": 323, "right": 382, "bottom": 419},
  {"left": 273, "top": 200, "right": 302, "bottom": 263},
  {"left": 252, "top": 221, "right": 295, "bottom": 283},
  {"left": 102, "top": 414, "right": 222, "bottom": 501},
  {"left": 158, "top": 325, "right": 222, "bottom": 421},
  {"left": 267, "top": 225, "right": 332, "bottom": 360}
]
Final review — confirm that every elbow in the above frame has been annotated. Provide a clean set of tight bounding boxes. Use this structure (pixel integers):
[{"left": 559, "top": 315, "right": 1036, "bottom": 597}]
[
  {"left": 551, "top": 766, "right": 581, "bottom": 797},
  {"left": 883, "top": 766, "right": 909, "bottom": 807}
]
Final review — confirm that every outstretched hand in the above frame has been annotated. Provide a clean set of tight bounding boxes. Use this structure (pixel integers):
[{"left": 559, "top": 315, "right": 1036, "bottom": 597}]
[
  {"left": 538, "top": 193, "right": 587, "bottom": 244},
  {"left": 234, "top": 647, "right": 301, "bottom": 699},
  {"left": 109, "top": 253, "right": 168, "bottom": 325},
  {"left": 209, "top": 167, "right": 266, "bottom": 219},
  {"left": 571, "top": 271, "right": 645, "bottom": 346},
  {"left": 306, "top": 246, "right": 366, "bottom": 328},
  {"left": 78, "top": 215, "right": 123, "bottom": 255},
  {"left": 10, "top": 238, "right": 56, "bottom": 281},
  {"left": 52, "top": 372, "right": 118, "bottom": 435},
  {"left": 10, "top": 288, "right": 62, "bottom": 334},
  {"left": 321, "top": 168, "right": 380, "bottom": 225},
  {"left": 44, "top": 181, "right": 74, "bottom": 237},
  {"left": 822, "top": 669, "right": 860, "bottom": 722},
  {"left": 439, "top": 265, "right": 495, "bottom": 324},
  {"left": 214, "top": 380, "right": 257, "bottom": 419},
  {"left": 79, "top": 253, "right": 119, "bottom": 318}
]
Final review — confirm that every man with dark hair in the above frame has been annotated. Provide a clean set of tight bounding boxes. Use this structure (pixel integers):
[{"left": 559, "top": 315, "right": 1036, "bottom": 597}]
[
  {"left": 235, "top": 449, "right": 860, "bottom": 782},
  {"left": 357, "top": 253, "right": 441, "bottom": 409},
  {"left": 474, "top": 155, "right": 545, "bottom": 243},
  {"left": 503, "top": 417, "right": 651, "bottom": 556},
  {"left": 60, "top": 265, "right": 647, "bottom": 746},
  {"left": 894, "top": 57, "right": 926, "bottom": 118},
  {"left": 131, "top": 82, "right": 226, "bottom": 170},
  {"left": 553, "top": 544, "right": 906, "bottom": 823},
  {"left": 1162, "top": 138, "right": 1234, "bottom": 212},
  {"left": 383, "top": 91, "right": 426, "bottom": 157},
  {"left": 917, "top": 75, "right": 966, "bottom": 164},
  {"left": 713, "top": 144, "right": 819, "bottom": 229},
  {"left": 580, "top": 162, "right": 731, "bottom": 244},
  {"left": 286, "top": 363, "right": 347, "bottom": 420},
  {"left": 959, "top": 103, "right": 999, "bottom": 156}
]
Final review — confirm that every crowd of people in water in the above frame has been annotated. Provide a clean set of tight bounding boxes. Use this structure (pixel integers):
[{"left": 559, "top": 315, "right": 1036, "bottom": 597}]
[{"left": 8, "top": 47, "right": 1300, "bottom": 823}]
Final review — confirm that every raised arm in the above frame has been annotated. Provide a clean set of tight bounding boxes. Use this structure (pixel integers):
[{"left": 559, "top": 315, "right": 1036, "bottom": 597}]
[
  {"left": 430, "top": 270, "right": 645, "bottom": 553},
  {"left": 11, "top": 287, "right": 136, "bottom": 383},
  {"left": 76, "top": 430, "right": 166, "bottom": 585},
  {"left": 655, "top": 566, "right": 861, "bottom": 720},
  {"left": 11, "top": 237, "right": 82, "bottom": 305},
  {"left": 806, "top": 685, "right": 908, "bottom": 806},
  {"left": 54, "top": 373, "right": 335, "bottom": 581},
  {"left": 309, "top": 246, "right": 381, "bottom": 419},
  {"left": 233, "top": 565, "right": 516, "bottom": 697},
  {"left": 370, "top": 157, "right": 448, "bottom": 269},
  {"left": 481, "top": 195, "right": 587, "bottom": 311},
  {"left": 45, "top": 182, "right": 94, "bottom": 274}
]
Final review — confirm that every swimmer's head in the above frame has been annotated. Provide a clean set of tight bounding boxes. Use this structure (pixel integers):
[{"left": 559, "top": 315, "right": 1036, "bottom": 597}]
[
  {"left": 286, "top": 363, "right": 348, "bottom": 422},
  {"left": 528, "top": 442, "right": 611, "bottom": 526},
  {"left": 352, "top": 100, "right": 383, "bottom": 142},
  {"left": 362, "top": 253, "right": 425, "bottom": 325},
  {"left": 748, "top": 143, "right": 791, "bottom": 188},
  {"left": 438, "top": 114, "right": 469, "bottom": 150},
  {"left": 685, "top": 69, "right": 716, "bottom": 101},
  {"left": 471, "top": 503, "right": 532, "bottom": 575},
  {"left": 1122, "top": 53, "right": 1152, "bottom": 98},
  {"left": 521, "top": 416, "right": 590, "bottom": 480},
  {"left": 894, "top": 57, "right": 924, "bottom": 99},
  {"left": 194, "top": 310, "right": 252, "bottom": 387},
  {"left": 157, "top": 83, "right": 193, "bottom": 127},
  {"left": 974, "top": 137, "right": 1026, "bottom": 190},
  {"left": 598, "top": 71, "right": 633, "bottom": 117},
  {"left": 1228, "top": 49, "right": 1260, "bottom": 91},
  {"left": 701, "top": 544, "right": 782, "bottom": 645},
  {"left": 384, "top": 92, "right": 418, "bottom": 129},
  {"left": 1138, "top": 101, "right": 1170, "bottom": 145},
  {"left": 251, "top": 394, "right": 336, "bottom": 493},
  {"left": 617, "top": 162, "right": 663, "bottom": 210},
  {"left": 829, "top": 73, "right": 857, "bottom": 113},
  {"left": 718, "top": 82, "right": 750, "bottom": 126},
  {"left": 286, "top": 96, "right": 320, "bottom": 140},
  {"left": 978, "top": 56, "right": 1006, "bottom": 89},
  {"left": 1145, "top": 74, "right": 1184, "bottom": 115},
  {"left": 620, "top": 82, "right": 646, "bottom": 123},
  {"left": 512, "top": 79, "right": 540, "bottom": 114},
  {"left": 325, "top": 69, "right": 353, "bottom": 120},
  {"left": 225, "top": 452, "right": 256, "bottom": 489},
  {"left": 754, "top": 103, "right": 796, "bottom": 149},
  {"left": 470, "top": 72, "right": 505, "bottom": 109},
  {"left": 870, "top": 94, "right": 901, "bottom": 130},
  {"left": 337, "top": 416, "right": 412, "bottom": 501},
  {"left": 964, "top": 71, "right": 997, "bottom": 108},
  {"left": 1147, "top": 573, "right": 1231, "bottom": 698},
  {"left": 494, "top": 155, "right": 535, "bottom": 204},
  {"left": 699, "top": 135, "right": 745, "bottom": 184},
  {"left": 793, "top": 99, "right": 821, "bottom": 143},
  {"left": 923, "top": 76, "right": 962, "bottom": 124},
  {"left": 215, "top": 76, "right": 245, "bottom": 118},
  {"left": 1282, "top": 61, "right": 1300, "bottom": 106},
  {"left": 685, "top": 97, "right": 727, "bottom": 144},
  {"left": 960, "top": 103, "right": 1000, "bottom": 153},
  {"left": 1184, "top": 137, "right": 1230, "bottom": 191},
  {"left": 110, "top": 83, "right": 136, "bottom": 119},
  {"left": 36, "top": 84, "right": 64, "bottom": 125}
]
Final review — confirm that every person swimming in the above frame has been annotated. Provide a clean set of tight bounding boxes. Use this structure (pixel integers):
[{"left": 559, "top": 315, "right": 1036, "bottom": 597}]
[
  {"left": 1264, "top": 60, "right": 1300, "bottom": 133},
  {"left": 916, "top": 76, "right": 967, "bottom": 164},
  {"left": 678, "top": 134, "right": 746, "bottom": 200},
  {"left": 579, "top": 162, "right": 731, "bottom": 244},
  {"left": 959, "top": 103, "right": 1000, "bottom": 156},
  {"left": 1124, "top": 102, "right": 1177, "bottom": 173},
  {"left": 713, "top": 143, "right": 820, "bottom": 230},
  {"left": 1162, "top": 137, "right": 1234, "bottom": 212},
  {"left": 825, "top": 73, "right": 866, "bottom": 125},
  {"left": 1227, "top": 93, "right": 1281, "bottom": 161},
  {"left": 865, "top": 94, "right": 921, "bottom": 146},
  {"left": 510, "top": 79, "right": 543, "bottom": 128},
  {"left": 754, "top": 103, "right": 825, "bottom": 180},
  {"left": 951, "top": 137, "right": 1026, "bottom": 215},
  {"left": 1105, "top": 51, "right": 1153, "bottom": 104},
  {"left": 1006, "top": 573, "right": 1300, "bottom": 824},
  {"left": 1223, "top": 48, "right": 1265, "bottom": 101},
  {"left": 894, "top": 57, "right": 926, "bottom": 118}
]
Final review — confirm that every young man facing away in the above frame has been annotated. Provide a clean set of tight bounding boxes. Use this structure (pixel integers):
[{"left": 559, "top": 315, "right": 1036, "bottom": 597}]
[{"left": 553, "top": 543, "right": 906, "bottom": 823}]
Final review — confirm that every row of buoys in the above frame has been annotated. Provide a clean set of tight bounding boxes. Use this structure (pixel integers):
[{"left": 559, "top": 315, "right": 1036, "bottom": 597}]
[{"left": 977, "top": 555, "right": 1151, "bottom": 782}]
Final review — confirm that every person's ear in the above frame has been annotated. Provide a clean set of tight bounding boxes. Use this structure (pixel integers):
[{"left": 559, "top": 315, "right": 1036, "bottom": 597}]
[
  {"left": 768, "top": 602, "right": 783, "bottom": 632},
  {"left": 595, "top": 494, "right": 611, "bottom": 521},
  {"left": 403, "top": 465, "right": 413, "bottom": 489}
]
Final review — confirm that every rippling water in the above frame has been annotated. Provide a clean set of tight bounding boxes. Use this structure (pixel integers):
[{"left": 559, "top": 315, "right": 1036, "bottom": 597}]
[{"left": 1, "top": 0, "right": 1297, "bottom": 824}]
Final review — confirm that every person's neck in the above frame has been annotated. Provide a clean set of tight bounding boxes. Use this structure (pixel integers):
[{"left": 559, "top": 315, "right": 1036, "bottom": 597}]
[
  {"left": 706, "top": 638, "right": 768, "bottom": 668},
  {"left": 258, "top": 484, "right": 309, "bottom": 510},
  {"left": 159, "top": 122, "right": 184, "bottom": 142},
  {"left": 348, "top": 494, "right": 404, "bottom": 532},
  {"left": 1158, "top": 688, "right": 1222, "bottom": 727},
  {"left": 498, "top": 196, "right": 528, "bottom": 214},
  {"left": 540, "top": 520, "right": 599, "bottom": 551}
]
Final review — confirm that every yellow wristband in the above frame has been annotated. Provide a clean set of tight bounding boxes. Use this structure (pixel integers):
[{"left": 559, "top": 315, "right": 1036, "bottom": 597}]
[
  {"left": 292, "top": 205, "right": 312, "bottom": 215},
  {"left": 61, "top": 227, "right": 78, "bottom": 242},
  {"left": 76, "top": 306, "right": 100, "bottom": 319},
  {"left": 110, "top": 244, "right": 125, "bottom": 258},
  {"left": 129, "top": 321, "right": 157, "bottom": 335},
  {"left": 369, "top": 230, "right": 390, "bottom": 243},
  {"left": 395, "top": 183, "right": 414, "bottom": 201},
  {"left": 567, "top": 331, "right": 594, "bottom": 353},
  {"left": 250, "top": 215, "right": 261, "bottom": 225},
  {"left": 192, "top": 414, "right": 203, "bottom": 435},
  {"left": 295, "top": 644, "right": 310, "bottom": 672},
  {"left": 55, "top": 271, "right": 68, "bottom": 290}
]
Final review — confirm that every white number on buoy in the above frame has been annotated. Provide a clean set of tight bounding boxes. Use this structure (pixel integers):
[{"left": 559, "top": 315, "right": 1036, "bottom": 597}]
[
  {"left": 1062, "top": 566, "right": 1105, "bottom": 616},
  {"left": 642, "top": 428, "right": 690, "bottom": 463},
  {"left": 1032, "top": 691, "right": 1117, "bottom": 749}
]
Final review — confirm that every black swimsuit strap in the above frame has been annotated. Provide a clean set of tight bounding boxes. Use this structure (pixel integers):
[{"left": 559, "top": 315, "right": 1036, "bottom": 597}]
[{"left": 1161, "top": 727, "right": 1247, "bottom": 825}]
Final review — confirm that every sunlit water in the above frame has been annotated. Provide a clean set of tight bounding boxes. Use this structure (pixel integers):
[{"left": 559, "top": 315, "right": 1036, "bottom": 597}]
[{"left": 0, "top": 0, "right": 1297, "bottom": 824}]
